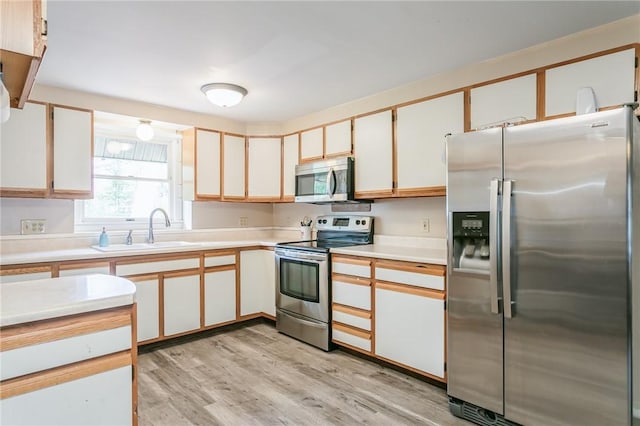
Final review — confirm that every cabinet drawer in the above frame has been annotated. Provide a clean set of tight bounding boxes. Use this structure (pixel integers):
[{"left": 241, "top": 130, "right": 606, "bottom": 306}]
[
  {"left": 332, "top": 307, "right": 371, "bottom": 331},
  {"left": 115, "top": 257, "right": 199, "bottom": 276},
  {"left": 375, "top": 264, "right": 445, "bottom": 291},
  {"left": 332, "top": 327, "right": 371, "bottom": 352},
  {"left": 204, "top": 254, "right": 236, "bottom": 268},
  {"left": 59, "top": 263, "right": 111, "bottom": 277},
  {"left": 332, "top": 257, "right": 371, "bottom": 278},
  {"left": 332, "top": 279, "right": 371, "bottom": 310}
]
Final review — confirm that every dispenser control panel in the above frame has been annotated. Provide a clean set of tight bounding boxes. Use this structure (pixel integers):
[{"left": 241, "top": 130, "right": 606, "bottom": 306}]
[{"left": 452, "top": 212, "right": 489, "bottom": 238}]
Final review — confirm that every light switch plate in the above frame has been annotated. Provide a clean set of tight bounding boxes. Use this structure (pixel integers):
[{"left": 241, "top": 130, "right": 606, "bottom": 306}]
[{"left": 21, "top": 219, "right": 46, "bottom": 235}]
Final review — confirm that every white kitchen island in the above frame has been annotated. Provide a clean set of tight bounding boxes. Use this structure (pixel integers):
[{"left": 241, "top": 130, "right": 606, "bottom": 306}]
[{"left": 0, "top": 274, "right": 138, "bottom": 426}]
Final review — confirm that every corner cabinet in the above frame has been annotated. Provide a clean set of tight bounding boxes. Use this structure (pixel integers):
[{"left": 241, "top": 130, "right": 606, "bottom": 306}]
[
  {"left": 222, "top": 134, "right": 246, "bottom": 200},
  {"left": 239, "top": 249, "right": 275, "bottom": 318},
  {"left": 353, "top": 110, "right": 394, "bottom": 198},
  {"left": 0, "top": 102, "right": 93, "bottom": 199},
  {"left": 247, "top": 137, "right": 281, "bottom": 201},
  {"left": 182, "top": 128, "right": 221, "bottom": 200}
]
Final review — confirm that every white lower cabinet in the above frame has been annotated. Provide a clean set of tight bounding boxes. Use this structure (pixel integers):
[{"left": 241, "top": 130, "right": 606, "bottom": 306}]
[
  {"left": 375, "top": 285, "right": 445, "bottom": 379},
  {"left": 1, "top": 366, "right": 132, "bottom": 426},
  {"left": 163, "top": 273, "right": 201, "bottom": 336},
  {"left": 204, "top": 269, "right": 236, "bottom": 326},
  {"left": 240, "top": 250, "right": 276, "bottom": 316},
  {"left": 131, "top": 277, "right": 160, "bottom": 342}
]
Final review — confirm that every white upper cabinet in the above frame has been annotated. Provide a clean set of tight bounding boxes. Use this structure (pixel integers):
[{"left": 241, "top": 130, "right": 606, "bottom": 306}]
[
  {"left": 196, "top": 129, "right": 221, "bottom": 199},
  {"left": 222, "top": 134, "right": 246, "bottom": 200},
  {"left": 300, "top": 127, "right": 323, "bottom": 162},
  {"left": 353, "top": 110, "right": 393, "bottom": 197},
  {"left": 545, "top": 48, "right": 636, "bottom": 117},
  {"left": 470, "top": 74, "right": 537, "bottom": 129},
  {"left": 247, "top": 137, "right": 281, "bottom": 200},
  {"left": 282, "top": 134, "right": 299, "bottom": 200},
  {"left": 325, "top": 120, "right": 352, "bottom": 157},
  {"left": 396, "top": 92, "right": 464, "bottom": 193},
  {"left": 0, "top": 102, "right": 48, "bottom": 196},
  {"left": 51, "top": 105, "right": 93, "bottom": 198}
]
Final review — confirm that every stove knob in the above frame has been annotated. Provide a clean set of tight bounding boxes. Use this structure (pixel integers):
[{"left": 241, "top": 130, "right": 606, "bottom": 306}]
[
  {"left": 322, "top": 219, "right": 327, "bottom": 224},
  {"left": 361, "top": 219, "right": 367, "bottom": 226},
  {"left": 356, "top": 220, "right": 361, "bottom": 225}
]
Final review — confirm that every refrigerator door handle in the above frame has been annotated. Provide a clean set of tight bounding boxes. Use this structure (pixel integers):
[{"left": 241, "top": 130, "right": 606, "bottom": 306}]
[
  {"left": 502, "top": 179, "right": 514, "bottom": 318},
  {"left": 489, "top": 178, "right": 501, "bottom": 314}
]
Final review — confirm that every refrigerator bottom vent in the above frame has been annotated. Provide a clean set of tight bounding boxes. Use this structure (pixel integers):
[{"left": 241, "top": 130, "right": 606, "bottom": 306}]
[{"left": 449, "top": 397, "right": 519, "bottom": 426}]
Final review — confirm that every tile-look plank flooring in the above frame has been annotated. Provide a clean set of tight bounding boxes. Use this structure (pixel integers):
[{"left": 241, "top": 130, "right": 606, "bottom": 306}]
[{"left": 138, "top": 321, "right": 471, "bottom": 425}]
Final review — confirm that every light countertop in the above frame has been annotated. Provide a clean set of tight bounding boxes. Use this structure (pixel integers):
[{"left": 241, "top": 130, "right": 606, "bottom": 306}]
[
  {"left": 0, "top": 274, "right": 136, "bottom": 327},
  {"left": 331, "top": 244, "right": 447, "bottom": 265},
  {"left": 1, "top": 240, "right": 279, "bottom": 266}
]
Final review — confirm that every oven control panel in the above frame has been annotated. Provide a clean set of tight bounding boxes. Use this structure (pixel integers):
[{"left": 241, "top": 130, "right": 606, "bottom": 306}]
[{"left": 315, "top": 215, "right": 373, "bottom": 232}]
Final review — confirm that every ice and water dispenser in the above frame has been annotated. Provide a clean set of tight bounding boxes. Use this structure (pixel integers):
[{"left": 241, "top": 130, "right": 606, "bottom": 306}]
[{"left": 451, "top": 212, "right": 491, "bottom": 272}]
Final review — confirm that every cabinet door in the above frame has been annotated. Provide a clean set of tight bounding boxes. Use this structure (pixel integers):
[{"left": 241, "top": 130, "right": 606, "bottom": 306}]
[
  {"left": 470, "top": 75, "right": 536, "bottom": 129},
  {"left": 0, "top": 102, "right": 48, "bottom": 197},
  {"left": 545, "top": 48, "right": 636, "bottom": 117},
  {"left": 300, "top": 127, "right": 323, "bottom": 162},
  {"left": 282, "top": 134, "right": 299, "bottom": 201},
  {"left": 51, "top": 105, "right": 93, "bottom": 198},
  {"left": 163, "top": 273, "right": 201, "bottom": 336},
  {"left": 0, "top": 365, "right": 132, "bottom": 426},
  {"left": 353, "top": 110, "right": 393, "bottom": 197},
  {"left": 247, "top": 137, "right": 281, "bottom": 200},
  {"left": 240, "top": 250, "right": 270, "bottom": 316},
  {"left": 396, "top": 92, "right": 463, "bottom": 194},
  {"left": 204, "top": 268, "right": 236, "bottom": 326},
  {"left": 375, "top": 285, "right": 445, "bottom": 379},
  {"left": 196, "top": 129, "right": 221, "bottom": 199},
  {"left": 222, "top": 134, "right": 246, "bottom": 200},
  {"left": 325, "top": 120, "right": 352, "bottom": 157},
  {"left": 130, "top": 277, "right": 160, "bottom": 342}
]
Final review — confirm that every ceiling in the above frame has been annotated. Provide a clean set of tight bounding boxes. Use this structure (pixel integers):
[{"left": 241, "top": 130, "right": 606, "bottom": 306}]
[{"left": 37, "top": 1, "right": 640, "bottom": 124}]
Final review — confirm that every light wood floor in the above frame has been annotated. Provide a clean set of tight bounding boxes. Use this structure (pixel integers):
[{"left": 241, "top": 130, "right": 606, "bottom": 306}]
[{"left": 137, "top": 321, "right": 471, "bottom": 426}]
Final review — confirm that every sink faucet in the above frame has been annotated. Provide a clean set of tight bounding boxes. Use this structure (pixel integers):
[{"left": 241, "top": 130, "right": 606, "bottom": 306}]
[{"left": 148, "top": 208, "right": 171, "bottom": 244}]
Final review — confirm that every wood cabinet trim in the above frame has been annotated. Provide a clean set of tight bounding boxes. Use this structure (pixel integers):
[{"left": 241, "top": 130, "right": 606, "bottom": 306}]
[
  {"left": 0, "top": 306, "right": 132, "bottom": 352},
  {"left": 355, "top": 189, "right": 395, "bottom": 199},
  {"left": 394, "top": 186, "right": 446, "bottom": 198},
  {"left": 162, "top": 268, "right": 200, "bottom": 279},
  {"left": 332, "top": 321, "right": 371, "bottom": 340},
  {"left": 332, "top": 303, "right": 371, "bottom": 319},
  {"left": 332, "top": 256, "right": 372, "bottom": 267},
  {"left": 58, "top": 260, "right": 111, "bottom": 271},
  {"left": 375, "top": 260, "right": 446, "bottom": 276},
  {"left": 332, "top": 273, "right": 371, "bottom": 287},
  {"left": 203, "top": 249, "right": 237, "bottom": 258},
  {"left": 0, "top": 265, "right": 52, "bottom": 275},
  {"left": 375, "top": 280, "right": 445, "bottom": 300},
  {"left": 114, "top": 253, "right": 201, "bottom": 266},
  {"left": 203, "top": 264, "right": 236, "bottom": 274},
  {"left": 0, "top": 350, "right": 132, "bottom": 399}
]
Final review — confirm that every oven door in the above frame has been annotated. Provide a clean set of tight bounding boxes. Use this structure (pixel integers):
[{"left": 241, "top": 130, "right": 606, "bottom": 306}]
[{"left": 275, "top": 248, "right": 329, "bottom": 323}]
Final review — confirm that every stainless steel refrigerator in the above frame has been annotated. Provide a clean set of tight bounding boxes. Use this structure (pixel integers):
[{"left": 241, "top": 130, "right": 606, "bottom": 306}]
[{"left": 446, "top": 105, "right": 639, "bottom": 426}]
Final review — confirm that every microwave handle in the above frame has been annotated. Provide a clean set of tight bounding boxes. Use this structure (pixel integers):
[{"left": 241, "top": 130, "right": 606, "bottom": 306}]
[{"left": 326, "top": 168, "right": 337, "bottom": 198}]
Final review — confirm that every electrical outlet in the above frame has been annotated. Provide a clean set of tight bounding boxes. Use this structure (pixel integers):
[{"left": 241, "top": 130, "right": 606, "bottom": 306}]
[
  {"left": 421, "top": 218, "right": 430, "bottom": 233},
  {"left": 21, "top": 219, "right": 46, "bottom": 235},
  {"left": 239, "top": 217, "right": 249, "bottom": 227}
]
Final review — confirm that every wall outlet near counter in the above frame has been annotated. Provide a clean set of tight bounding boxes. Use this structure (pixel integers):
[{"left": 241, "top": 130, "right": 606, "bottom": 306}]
[
  {"left": 21, "top": 219, "right": 46, "bottom": 235},
  {"left": 239, "top": 217, "right": 249, "bottom": 227},
  {"left": 421, "top": 218, "right": 430, "bottom": 233}
]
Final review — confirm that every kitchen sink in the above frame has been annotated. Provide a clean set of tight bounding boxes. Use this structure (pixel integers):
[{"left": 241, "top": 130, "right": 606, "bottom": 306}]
[{"left": 92, "top": 241, "right": 200, "bottom": 252}]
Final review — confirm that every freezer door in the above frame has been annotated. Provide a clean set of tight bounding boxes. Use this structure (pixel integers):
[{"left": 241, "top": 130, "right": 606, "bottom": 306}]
[
  {"left": 446, "top": 128, "right": 504, "bottom": 414},
  {"left": 503, "top": 109, "right": 630, "bottom": 425}
]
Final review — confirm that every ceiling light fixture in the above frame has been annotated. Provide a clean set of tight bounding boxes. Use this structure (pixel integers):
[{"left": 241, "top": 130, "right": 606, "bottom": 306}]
[
  {"left": 136, "top": 119, "right": 154, "bottom": 141},
  {"left": 200, "top": 83, "right": 248, "bottom": 108}
]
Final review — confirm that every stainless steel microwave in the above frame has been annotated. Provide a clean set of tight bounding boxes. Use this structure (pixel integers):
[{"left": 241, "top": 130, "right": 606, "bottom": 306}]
[{"left": 294, "top": 157, "right": 355, "bottom": 203}]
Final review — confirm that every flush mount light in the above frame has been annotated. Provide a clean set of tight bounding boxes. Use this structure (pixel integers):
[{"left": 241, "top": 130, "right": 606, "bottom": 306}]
[
  {"left": 200, "top": 83, "right": 248, "bottom": 108},
  {"left": 136, "top": 119, "right": 154, "bottom": 141}
]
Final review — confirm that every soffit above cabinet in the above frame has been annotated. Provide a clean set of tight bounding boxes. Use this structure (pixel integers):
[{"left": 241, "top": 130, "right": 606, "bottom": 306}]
[{"left": 34, "top": 2, "right": 639, "bottom": 122}]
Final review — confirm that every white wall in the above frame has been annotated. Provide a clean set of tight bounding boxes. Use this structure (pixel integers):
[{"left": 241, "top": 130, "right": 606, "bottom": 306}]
[
  {"left": 191, "top": 201, "right": 273, "bottom": 229},
  {"left": 273, "top": 197, "right": 446, "bottom": 238},
  {"left": 0, "top": 198, "right": 74, "bottom": 235}
]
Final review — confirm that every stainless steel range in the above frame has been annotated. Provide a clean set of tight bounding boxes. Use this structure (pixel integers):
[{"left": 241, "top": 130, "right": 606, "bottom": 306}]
[{"left": 275, "top": 215, "right": 374, "bottom": 351}]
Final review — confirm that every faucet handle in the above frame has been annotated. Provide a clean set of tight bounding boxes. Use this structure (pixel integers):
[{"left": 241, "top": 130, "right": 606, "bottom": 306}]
[{"left": 126, "top": 230, "right": 133, "bottom": 245}]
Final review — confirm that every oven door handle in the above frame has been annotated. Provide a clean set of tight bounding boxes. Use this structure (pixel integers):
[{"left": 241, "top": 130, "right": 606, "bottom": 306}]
[
  {"left": 275, "top": 250, "right": 327, "bottom": 262},
  {"left": 277, "top": 309, "right": 328, "bottom": 329}
]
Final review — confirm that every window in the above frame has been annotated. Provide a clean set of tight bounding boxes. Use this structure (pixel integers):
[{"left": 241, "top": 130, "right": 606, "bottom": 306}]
[{"left": 75, "top": 115, "right": 184, "bottom": 232}]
